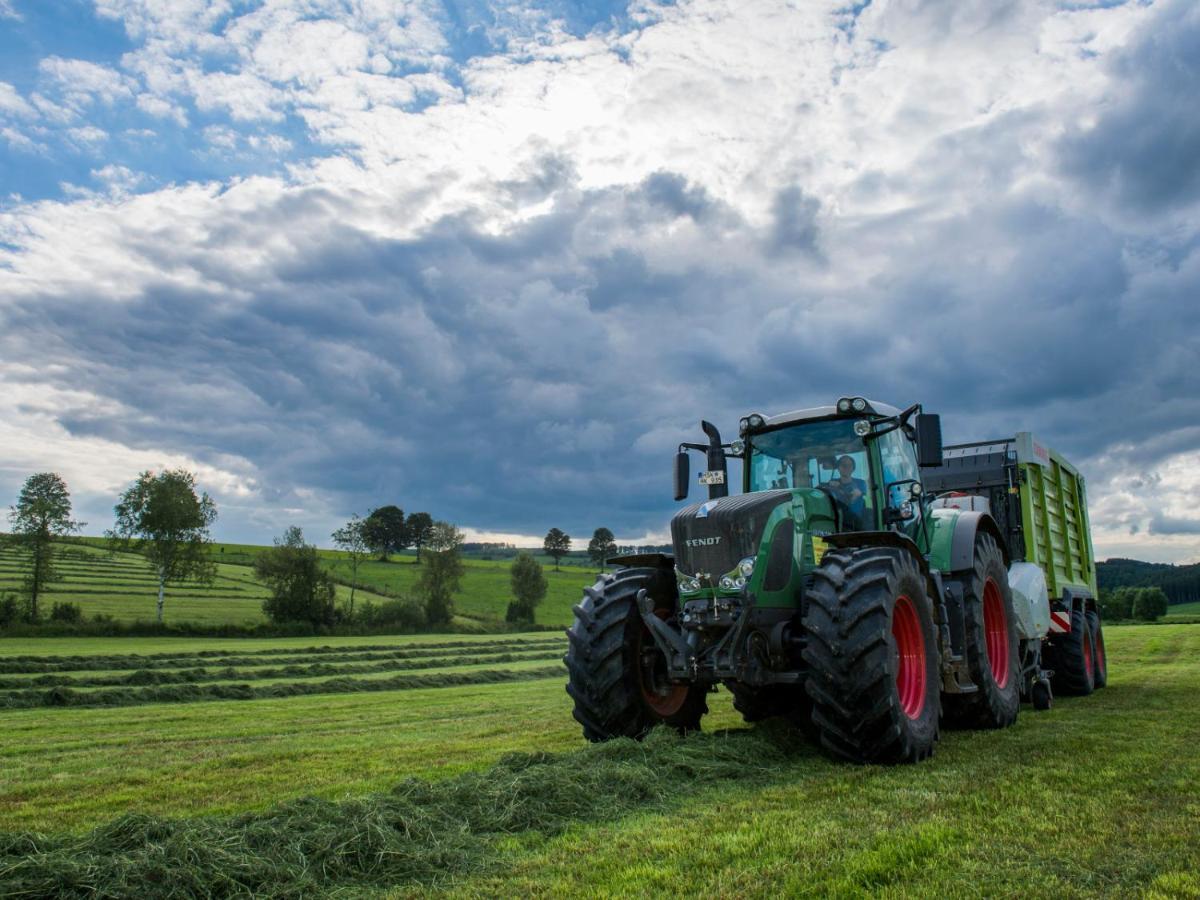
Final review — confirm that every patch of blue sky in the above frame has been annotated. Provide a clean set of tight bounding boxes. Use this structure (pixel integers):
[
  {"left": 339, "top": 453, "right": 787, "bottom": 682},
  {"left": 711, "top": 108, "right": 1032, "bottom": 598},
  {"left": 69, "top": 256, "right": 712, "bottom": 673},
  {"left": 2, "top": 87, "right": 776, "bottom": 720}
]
[{"left": 0, "top": 1, "right": 133, "bottom": 91}]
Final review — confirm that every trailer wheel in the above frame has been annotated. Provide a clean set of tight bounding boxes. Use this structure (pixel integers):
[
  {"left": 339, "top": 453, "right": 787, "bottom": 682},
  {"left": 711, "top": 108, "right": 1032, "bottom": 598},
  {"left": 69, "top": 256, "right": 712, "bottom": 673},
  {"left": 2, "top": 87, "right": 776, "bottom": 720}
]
[
  {"left": 565, "top": 568, "right": 707, "bottom": 741},
  {"left": 802, "top": 546, "right": 940, "bottom": 764},
  {"left": 1046, "top": 606, "right": 1095, "bottom": 696},
  {"left": 1086, "top": 609, "right": 1108, "bottom": 689},
  {"left": 944, "top": 534, "right": 1021, "bottom": 729}
]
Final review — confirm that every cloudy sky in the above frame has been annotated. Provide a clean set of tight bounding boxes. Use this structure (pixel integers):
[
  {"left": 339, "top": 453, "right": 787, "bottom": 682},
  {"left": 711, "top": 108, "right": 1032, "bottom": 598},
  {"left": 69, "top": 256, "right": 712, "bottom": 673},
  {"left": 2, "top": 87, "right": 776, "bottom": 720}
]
[{"left": 1, "top": 0, "right": 1198, "bottom": 562}]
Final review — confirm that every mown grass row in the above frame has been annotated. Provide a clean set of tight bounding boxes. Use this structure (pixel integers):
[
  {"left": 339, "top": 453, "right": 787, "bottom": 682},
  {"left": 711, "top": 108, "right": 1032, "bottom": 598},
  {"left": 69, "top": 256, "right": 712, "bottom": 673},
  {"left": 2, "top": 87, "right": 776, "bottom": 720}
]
[
  {"left": 0, "top": 724, "right": 799, "bottom": 897},
  {"left": 0, "top": 637, "right": 565, "bottom": 673},
  {"left": 0, "top": 665, "right": 566, "bottom": 710},
  {"left": 0, "top": 649, "right": 566, "bottom": 690}
]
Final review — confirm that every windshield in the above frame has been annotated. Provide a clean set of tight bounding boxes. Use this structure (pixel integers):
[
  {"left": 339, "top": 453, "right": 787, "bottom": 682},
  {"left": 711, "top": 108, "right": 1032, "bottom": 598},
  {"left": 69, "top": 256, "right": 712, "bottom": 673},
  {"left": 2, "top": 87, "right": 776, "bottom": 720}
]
[{"left": 747, "top": 418, "right": 873, "bottom": 528}]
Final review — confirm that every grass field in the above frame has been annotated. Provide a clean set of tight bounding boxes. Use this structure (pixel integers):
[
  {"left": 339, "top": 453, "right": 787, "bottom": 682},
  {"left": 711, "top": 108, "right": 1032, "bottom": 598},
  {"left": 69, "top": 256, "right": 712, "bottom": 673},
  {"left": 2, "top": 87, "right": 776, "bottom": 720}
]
[
  {"left": 1166, "top": 600, "right": 1200, "bottom": 617},
  {"left": 0, "top": 539, "right": 599, "bottom": 629},
  {"left": 1, "top": 624, "right": 1197, "bottom": 896}
]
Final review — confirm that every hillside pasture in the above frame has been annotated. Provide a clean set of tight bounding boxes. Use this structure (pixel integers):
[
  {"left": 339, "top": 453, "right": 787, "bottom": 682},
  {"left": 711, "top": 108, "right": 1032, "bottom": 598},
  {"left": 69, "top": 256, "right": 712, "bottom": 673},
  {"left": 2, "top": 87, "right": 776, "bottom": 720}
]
[
  {"left": 0, "top": 625, "right": 1197, "bottom": 896},
  {"left": 1, "top": 539, "right": 597, "bottom": 629}
]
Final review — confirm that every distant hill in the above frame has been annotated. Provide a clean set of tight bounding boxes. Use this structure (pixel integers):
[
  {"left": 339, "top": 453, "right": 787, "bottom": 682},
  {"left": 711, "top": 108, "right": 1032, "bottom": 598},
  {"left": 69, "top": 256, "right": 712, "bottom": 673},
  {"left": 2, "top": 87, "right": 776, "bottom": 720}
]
[{"left": 1097, "top": 558, "right": 1200, "bottom": 605}]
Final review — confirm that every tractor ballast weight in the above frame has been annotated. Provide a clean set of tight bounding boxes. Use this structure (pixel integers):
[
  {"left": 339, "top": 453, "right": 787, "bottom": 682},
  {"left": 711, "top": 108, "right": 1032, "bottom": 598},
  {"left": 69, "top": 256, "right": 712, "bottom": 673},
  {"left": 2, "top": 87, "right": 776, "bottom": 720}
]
[{"left": 566, "top": 398, "right": 1105, "bottom": 763}]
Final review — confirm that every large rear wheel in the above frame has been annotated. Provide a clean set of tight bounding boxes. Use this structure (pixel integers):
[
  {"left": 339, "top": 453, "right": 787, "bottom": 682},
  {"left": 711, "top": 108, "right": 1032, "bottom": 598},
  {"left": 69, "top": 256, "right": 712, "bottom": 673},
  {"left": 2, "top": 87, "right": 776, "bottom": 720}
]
[
  {"left": 943, "top": 534, "right": 1020, "bottom": 729},
  {"left": 565, "top": 568, "right": 707, "bottom": 740},
  {"left": 802, "top": 547, "right": 940, "bottom": 764}
]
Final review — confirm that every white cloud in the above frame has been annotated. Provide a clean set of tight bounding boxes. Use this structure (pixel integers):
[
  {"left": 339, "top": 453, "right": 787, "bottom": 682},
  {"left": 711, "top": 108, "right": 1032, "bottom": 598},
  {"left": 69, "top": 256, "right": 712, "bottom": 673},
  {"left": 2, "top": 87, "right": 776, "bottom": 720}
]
[
  {"left": 0, "top": 82, "right": 36, "bottom": 118},
  {"left": 0, "top": 0, "right": 1197, "bottom": 554},
  {"left": 0, "top": 0, "right": 19, "bottom": 20}
]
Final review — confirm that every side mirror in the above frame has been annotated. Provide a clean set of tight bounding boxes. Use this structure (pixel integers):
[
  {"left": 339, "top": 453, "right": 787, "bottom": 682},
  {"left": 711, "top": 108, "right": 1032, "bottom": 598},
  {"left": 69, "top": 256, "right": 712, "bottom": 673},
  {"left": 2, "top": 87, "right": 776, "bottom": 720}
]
[
  {"left": 915, "top": 413, "right": 943, "bottom": 468},
  {"left": 673, "top": 451, "right": 690, "bottom": 501}
]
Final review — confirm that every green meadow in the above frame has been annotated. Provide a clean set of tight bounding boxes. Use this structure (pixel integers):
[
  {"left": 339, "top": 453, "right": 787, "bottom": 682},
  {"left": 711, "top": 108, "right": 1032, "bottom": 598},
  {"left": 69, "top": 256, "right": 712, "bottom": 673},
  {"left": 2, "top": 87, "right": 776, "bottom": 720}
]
[
  {"left": 0, "top": 538, "right": 599, "bottom": 629},
  {"left": 0, "top": 625, "right": 1197, "bottom": 896}
]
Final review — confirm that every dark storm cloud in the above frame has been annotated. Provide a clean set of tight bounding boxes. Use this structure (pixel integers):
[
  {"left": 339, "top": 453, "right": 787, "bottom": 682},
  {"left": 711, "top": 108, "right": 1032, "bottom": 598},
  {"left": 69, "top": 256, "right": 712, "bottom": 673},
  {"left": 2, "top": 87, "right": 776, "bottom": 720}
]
[
  {"left": 6, "top": 139, "right": 1200, "bottom": 546},
  {"left": 1059, "top": 0, "right": 1200, "bottom": 216}
]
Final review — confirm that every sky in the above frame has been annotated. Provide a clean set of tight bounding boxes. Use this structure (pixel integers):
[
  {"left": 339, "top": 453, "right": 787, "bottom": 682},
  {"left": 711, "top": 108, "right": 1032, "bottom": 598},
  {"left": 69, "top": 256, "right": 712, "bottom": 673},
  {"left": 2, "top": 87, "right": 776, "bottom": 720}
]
[{"left": 1, "top": 0, "right": 1198, "bottom": 562}]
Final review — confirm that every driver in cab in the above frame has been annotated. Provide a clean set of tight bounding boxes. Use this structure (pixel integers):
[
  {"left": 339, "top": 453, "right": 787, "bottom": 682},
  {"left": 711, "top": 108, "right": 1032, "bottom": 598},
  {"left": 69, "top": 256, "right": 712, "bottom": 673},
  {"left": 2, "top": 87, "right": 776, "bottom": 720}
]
[{"left": 828, "top": 455, "right": 867, "bottom": 522}]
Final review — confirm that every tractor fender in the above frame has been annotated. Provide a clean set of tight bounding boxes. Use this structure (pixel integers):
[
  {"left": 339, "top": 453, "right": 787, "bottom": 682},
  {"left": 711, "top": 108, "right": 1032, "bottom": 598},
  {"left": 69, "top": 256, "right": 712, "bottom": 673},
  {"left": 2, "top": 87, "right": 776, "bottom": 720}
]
[
  {"left": 947, "top": 510, "right": 1009, "bottom": 572},
  {"left": 823, "top": 531, "right": 928, "bottom": 574}
]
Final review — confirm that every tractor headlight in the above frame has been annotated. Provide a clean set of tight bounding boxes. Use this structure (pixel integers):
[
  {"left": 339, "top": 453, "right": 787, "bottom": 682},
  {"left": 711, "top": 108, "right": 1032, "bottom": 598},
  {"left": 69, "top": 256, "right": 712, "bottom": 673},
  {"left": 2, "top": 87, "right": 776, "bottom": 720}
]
[
  {"left": 837, "top": 398, "right": 851, "bottom": 413},
  {"left": 748, "top": 413, "right": 765, "bottom": 429},
  {"left": 676, "top": 570, "right": 701, "bottom": 593},
  {"left": 738, "top": 557, "right": 755, "bottom": 577},
  {"left": 852, "top": 397, "right": 868, "bottom": 412},
  {"left": 720, "top": 575, "right": 735, "bottom": 590},
  {"left": 853, "top": 419, "right": 871, "bottom": 437},
  {"left": 735, "top": 576, "right": 746, "bottom": 589},
  {"left": 730, "top": 438, "right": 744, "bottom": 456}
]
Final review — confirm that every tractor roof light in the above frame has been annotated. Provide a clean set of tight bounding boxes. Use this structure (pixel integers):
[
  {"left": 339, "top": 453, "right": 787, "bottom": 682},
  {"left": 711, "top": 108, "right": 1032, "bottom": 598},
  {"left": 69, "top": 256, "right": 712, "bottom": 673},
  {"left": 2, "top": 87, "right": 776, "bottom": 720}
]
[
  {"left": 738, "top": 417, "right": 750, "bottom": 434},
  {"left": 748, "top": 413, "right": 765, "bottom": 429},
  {"left": 836, "top": 398, "right": 852, "bottom": 413},
  {"left": 852, "top": 397, "right": 868, "bottom": 412}
]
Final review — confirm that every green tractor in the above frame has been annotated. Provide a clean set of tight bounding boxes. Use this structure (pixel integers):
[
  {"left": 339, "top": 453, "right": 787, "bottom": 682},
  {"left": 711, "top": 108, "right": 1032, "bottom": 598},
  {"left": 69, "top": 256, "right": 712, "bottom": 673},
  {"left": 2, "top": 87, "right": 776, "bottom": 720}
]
[{"left": 565, "top": 398, "right": 1105, "bottom": 764}]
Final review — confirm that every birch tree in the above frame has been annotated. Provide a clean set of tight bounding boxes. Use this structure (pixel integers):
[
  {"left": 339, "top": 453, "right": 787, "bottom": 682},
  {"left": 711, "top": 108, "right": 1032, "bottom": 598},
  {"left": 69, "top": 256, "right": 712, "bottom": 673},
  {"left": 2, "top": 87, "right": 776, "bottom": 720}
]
[{"left": 109, "top": 470, "right": 217, "bottom": 623}]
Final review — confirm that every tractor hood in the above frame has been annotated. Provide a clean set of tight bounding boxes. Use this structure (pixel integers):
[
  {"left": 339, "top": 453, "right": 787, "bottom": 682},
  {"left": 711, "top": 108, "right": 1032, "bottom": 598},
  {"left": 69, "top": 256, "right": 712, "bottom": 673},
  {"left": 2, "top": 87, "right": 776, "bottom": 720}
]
[{"left": 670, "top": 490, "right": 793, "bottom": 579}]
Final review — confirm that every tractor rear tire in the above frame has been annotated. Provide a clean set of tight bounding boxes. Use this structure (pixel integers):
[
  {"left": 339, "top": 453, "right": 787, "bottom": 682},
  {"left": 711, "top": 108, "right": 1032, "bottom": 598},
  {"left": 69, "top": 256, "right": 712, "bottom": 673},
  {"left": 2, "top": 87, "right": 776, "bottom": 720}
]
[
  {"left": 565, "top": 568, "right": 707, "bottom": 741},
  {"left": 802, "top": 546, "right": 941, "bottom": 764},
  {"left": 943, "top": 534, "right": 1021, "bottom": 729},
  {"left": 727, "top": 683, "right": 791, "bottom": 722},
  {"left": 1087, "top": 609, "right": 1108, "bottom": 689},
  {"left": 1046, "top": 606, "right": 1095, "bottom": 696}
]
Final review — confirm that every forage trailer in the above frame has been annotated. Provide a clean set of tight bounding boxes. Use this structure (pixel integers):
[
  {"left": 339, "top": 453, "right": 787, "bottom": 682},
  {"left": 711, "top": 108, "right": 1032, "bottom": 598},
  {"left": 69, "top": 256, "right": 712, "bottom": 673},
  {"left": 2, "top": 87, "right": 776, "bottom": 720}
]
[{"left": 565, "top": 399, "right": 1106, "bottom": 764}]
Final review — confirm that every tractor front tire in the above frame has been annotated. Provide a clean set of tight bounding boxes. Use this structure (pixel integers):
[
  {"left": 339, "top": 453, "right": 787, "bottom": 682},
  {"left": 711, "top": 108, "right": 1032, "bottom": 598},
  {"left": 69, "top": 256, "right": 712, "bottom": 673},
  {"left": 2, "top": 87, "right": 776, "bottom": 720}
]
[
  {"left": 802, "top": 546, "right": 941, "bottom": 764},
  {"left": 1047, "top": 606, "right": 1095, "bottom": 696},
  {"left": 565, "top": 568, "right": 707, "bottom": 741},
  {"left": 943, "top": 533, "right": 1021, "bottom": 729},
  {"left": 1087, "top": 609, "right": 1108, "bottom": 689}
]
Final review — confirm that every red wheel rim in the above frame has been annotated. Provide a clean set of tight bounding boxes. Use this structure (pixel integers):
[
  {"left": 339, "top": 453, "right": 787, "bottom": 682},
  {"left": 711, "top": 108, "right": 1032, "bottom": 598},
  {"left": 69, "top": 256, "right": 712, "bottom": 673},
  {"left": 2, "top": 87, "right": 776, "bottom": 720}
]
[
  {"left": 893, "top": 594, "right": 927, "bottom": 720},
  {"left": 982, "top": 578, "right": 1011, "bottom": 689},
  {"left": 1083, "top": 625, "right": 1094, "bottom": 680},
  {"left": 637, "top": 610, "right": 689, "bottom": 717}
]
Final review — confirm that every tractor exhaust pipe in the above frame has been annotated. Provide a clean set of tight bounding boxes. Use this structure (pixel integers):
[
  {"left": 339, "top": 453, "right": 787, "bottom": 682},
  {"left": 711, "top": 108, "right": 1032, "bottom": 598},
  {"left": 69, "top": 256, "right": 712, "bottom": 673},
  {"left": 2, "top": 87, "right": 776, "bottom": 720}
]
[{"left": 700, "top": 420, "right": 729, "bottom": 501}]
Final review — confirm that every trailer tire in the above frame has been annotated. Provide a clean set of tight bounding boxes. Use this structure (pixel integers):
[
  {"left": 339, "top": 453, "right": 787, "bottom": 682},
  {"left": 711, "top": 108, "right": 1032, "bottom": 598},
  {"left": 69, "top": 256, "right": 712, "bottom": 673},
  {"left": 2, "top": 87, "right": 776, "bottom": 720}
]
[
  {"left": 802, "top": 546, "right": 940, "bottom": 764},
  {"left": 1087, "top": 609, "right": 1108, "bottom": 689},
  {"left": 1046, "top": 606, "right": 1095, "bottom": 696},
  {"left": 565, "top": 568, "right": 707, "bottom": 741},
  {"left": 943, "top": 534, "right": 1021, "bottom": 729}
]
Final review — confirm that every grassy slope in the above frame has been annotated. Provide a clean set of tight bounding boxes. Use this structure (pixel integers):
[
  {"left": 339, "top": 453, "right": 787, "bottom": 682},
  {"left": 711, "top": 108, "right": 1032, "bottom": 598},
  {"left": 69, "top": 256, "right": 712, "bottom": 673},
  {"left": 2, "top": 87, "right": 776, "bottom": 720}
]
[
  {"left": 1, "top": 539, "right": 596, "bottom": 628},
  {"left": 0, "top": 626, "right": 1198, "bottom": 898},
  {"left": 1167, "top": 600, "right": 1200, "bottom": 616}
]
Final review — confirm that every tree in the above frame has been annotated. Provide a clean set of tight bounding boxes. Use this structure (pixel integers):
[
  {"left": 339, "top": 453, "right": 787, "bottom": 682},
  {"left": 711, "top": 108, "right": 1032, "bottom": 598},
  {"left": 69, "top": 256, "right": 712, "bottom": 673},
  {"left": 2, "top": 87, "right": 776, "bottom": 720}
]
[
  {"left": 1132, "top": 587, "right": 1169, "bottom": 622},
  {"left": 406, "top": 512, "right": 434, "bottom": 563},
  {"left": 1099, "top": 587, "right": 1135, "bottom": 621},
  {"left": 543, "top": 527, "right": 571, "bottom": 571},
  {"left": 109, "top": 469, "right": 217, "bottom": 624},
  {"left": 507, "top": 552, "right": 548, "bottom": 624},
  {"left": 7, "top": 473, "right": 81, "bottom": 621},
  {"left": 363, "top": 505, "right": 408, "bottom": 561},
  {"left": 255, "top": 527, "right": 337, "bottom": 628},
  {"left": 331, "top": 514, "right": 369, "bottom": 618},
  {"left": 417, "top": 521, "right": 464, "bottom": 625},
  {"left": 587, "top": 527, "right": 617, "bottom": 572}
]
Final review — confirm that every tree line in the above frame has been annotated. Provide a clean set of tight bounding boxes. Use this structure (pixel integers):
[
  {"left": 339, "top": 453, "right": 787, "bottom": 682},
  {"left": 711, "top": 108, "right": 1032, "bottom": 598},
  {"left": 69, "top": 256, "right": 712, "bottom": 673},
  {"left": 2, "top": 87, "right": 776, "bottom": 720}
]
[
  {"left": 5, "top": 470, "right": 631, "bottom": 633},
  {"left": 1096, "top": 558, "right": 1200, "bottom": 606}
]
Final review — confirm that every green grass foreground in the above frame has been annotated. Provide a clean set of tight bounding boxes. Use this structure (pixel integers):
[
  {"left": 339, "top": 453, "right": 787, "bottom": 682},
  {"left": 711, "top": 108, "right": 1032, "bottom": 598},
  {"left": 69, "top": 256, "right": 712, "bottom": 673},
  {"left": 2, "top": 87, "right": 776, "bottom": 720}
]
[{"left": 0, "top": 625, "right": 1197, "bottom": 897}]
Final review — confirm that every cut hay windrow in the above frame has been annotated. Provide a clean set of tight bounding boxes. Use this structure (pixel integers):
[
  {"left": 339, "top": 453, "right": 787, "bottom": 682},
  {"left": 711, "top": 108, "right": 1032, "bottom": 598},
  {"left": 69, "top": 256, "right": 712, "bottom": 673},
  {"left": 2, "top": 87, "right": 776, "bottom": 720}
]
[
  {"left": 0, "top": 649, "right": 566, "bottom": 690},
  {"left": 0, "top": 666, "right": 566, "bottom": 710},
  {"left": 0, "top": 723, "right": 802, "bottom": 897},
  {"left": 0, "top": 637, "right": 565, "bottom": 674}
]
